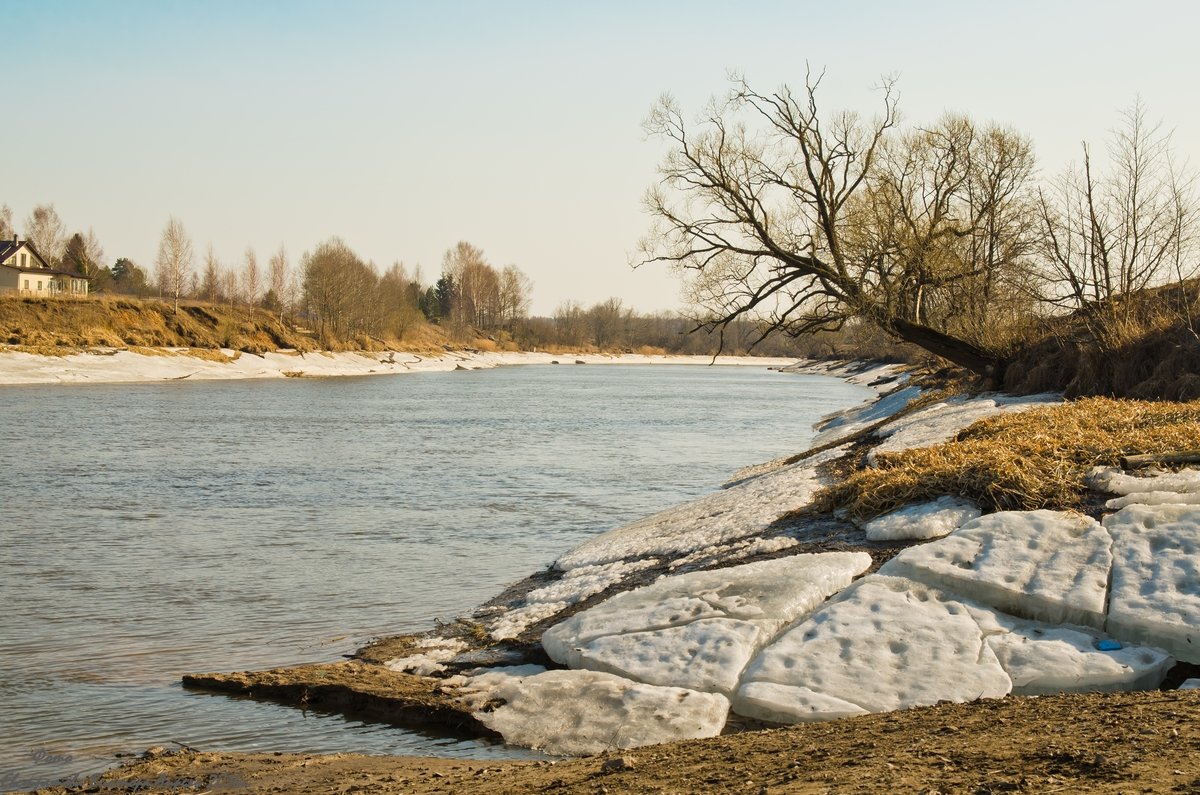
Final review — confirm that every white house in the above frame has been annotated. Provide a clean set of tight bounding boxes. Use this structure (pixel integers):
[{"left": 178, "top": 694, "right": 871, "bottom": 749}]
[{"left": 0, "top": 237, "right": 90, "bottom": 296}]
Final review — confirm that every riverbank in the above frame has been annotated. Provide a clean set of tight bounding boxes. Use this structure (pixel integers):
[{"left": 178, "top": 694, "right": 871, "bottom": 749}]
[{"left": 0, "top": 347, "right": 813, "bottom": 386}]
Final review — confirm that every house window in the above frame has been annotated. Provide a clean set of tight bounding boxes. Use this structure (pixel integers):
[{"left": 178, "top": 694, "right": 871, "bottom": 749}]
[
  {"left": 20, "top": 252, "right": 27, "bottom": 267},
  {"left": 23, "top": 279, "right": 29, "bottom": 290}
]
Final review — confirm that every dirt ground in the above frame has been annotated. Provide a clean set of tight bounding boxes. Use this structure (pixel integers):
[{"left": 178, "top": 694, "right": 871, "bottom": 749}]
[{"left": 26, "top": 689, "right": 1200, "bottom": 795}]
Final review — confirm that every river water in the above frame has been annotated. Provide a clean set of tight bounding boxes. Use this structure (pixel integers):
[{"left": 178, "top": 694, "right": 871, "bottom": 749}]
[{"left": 0, "top": 363, "right": 871, "bottom": 790}]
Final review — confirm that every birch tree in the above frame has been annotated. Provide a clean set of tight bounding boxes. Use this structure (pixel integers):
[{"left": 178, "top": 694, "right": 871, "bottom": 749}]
[
  {"left": 242, "top": 247, "right": 260, "bottom": 318},
  {"left": 25, "top": 204, "right": 68, "bottom": 265},
  {"left": 154, "top": 216, "right": 194, "bottom": 313}
]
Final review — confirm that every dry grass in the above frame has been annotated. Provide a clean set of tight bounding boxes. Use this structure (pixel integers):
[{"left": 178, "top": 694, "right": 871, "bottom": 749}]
[{"left": 813, "top": 397, "right": 1200, "bottom": 519}]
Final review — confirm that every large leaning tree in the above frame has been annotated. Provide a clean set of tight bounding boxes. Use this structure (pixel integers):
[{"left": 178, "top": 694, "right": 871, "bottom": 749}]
[{"left": 640, "top": 72, "right": 1037, "bottom": 379}]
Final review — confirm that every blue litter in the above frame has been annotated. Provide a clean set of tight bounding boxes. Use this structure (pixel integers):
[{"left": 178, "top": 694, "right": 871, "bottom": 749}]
[{"left": 1096, "top": 639, "right": 1123, "bottom": 651}]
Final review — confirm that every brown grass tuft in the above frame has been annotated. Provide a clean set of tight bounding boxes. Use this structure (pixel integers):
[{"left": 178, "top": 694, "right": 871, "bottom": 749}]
[{"left": 813, "top": 397, "right": 1200, "bottom": 519}]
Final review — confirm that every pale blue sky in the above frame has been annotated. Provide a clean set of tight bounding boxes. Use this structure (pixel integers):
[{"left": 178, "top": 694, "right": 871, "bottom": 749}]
[{"left": 6, "top": 1, "right": 1199, "bottom": 313}]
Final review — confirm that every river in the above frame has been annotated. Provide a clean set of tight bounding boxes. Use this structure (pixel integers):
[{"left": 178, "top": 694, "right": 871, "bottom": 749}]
[{"left": 0, "top": 363, "right": 871, "bottom": 789}]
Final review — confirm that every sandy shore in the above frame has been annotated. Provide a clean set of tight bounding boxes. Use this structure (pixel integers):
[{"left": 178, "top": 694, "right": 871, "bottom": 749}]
[{"left": 0, "top": 348, "right": 811, "bottom": 386}]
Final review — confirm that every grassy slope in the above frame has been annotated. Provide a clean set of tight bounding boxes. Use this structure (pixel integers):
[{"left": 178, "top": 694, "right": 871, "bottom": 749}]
[{"left": 0, "top": 295, "right": 459, "bottom": 355}]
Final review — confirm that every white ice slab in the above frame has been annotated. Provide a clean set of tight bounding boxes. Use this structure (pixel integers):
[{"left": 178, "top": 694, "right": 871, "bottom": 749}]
[
  {"left": 555, "top": 445, "right": 849, "bottom": 570},
  {"left": 1089, "top": 466, "right": 1200, "bottom": 496},
  {"left": 542, "top": 552, "right": 870, "bottom": 694},
  {"left": 1180, "top": 679, "right": 1200, "bottom": 690},
  {"left": 1106, "top": 491, "right": 1200, "bottom": 510},
  {"left": 867, "top": 393, "right": 1059, "bottom": 464},
  {"left": 450, "top": 667, "right": 729, "bottom": 755},
  {"left": 863, "top": 496, "right": 981, "bottom": 541},
  {"left": 1106, "top": 504, "right": 1200, "bottom": 663},
  {"left": 734, "top": 681, "right": 869, "bottom": 723},
  {"left": 544, "top": 553, "right": 870, "bottom": 660},
  {"left": 570, "top": 618, "right": 762, "bottom": 694},
  {"left": 970, "top": 609, "right": 1173, "bottom": 695},
  {"left": 879, "top": 510, "right": 1112, "bottom": 628},
  {"left": 733, "top": 576, "right": 1011, "bottom": 722}
]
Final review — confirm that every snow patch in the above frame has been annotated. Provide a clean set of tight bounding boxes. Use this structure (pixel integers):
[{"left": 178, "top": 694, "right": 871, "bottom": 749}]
[
  {"left": 863, "top": 496, "right": 981, "bottom": 541},
  {"left": 867, "top": 393, "right": 1059, "bottom": 464},
  {"left": 879, "top": 510, "right": 1112, "bottom": 628},
  {"left": 383, "top": 637, "right": 469, "bottom": 676}
]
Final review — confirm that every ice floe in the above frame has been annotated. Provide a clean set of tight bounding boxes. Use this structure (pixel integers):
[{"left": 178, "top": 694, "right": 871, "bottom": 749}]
[
  {"left": 542, "top": 553, "right": 870, "bottom": 695},
  {"left": 554, "top": 445, "right": 849, "bottom": 570},
  {"left": 862, "top": 496, "right": 981, "bottom": 541},
  {"left": 733, "top": 576, "right": 1011, "bottom": 723},
  {"left": 1106, "top": 504, "right": 1200, "bottom": 663},
  {"left": 880, "top": 510, "right": 1112, "bottom": 628},
  {"left": 448, "top": 666, "right": 729, "bottom": 755},
  {"left": 970, "top": 610, "right": 1173, "bottom": 695}
]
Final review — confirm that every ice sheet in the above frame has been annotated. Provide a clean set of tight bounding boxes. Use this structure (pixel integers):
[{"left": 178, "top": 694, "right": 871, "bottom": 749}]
[
  {"left": 555, "top": 446, "right": 849, "bottom": 570},
  {"left": 879, "top": 510, "right": 1112, "bottom": 628},
  {"left": 449, "top": 667, "right": 729, "bottom": 755},
  {"left": 1106, "top": 504, "right": 1200, "bottom": 663},
  {"left": 733, "top": 576, "right": 1011, "bottom": 722},
  {"left": 863, "top": 496, "right": 981, "bottom": 541},
  {"left": 542, "top": 552, "right": 870, "bottom": 694},
  {"left": 970, "top": 610, "right": 1173, "bottom": 695},
  {"left": 810, "top": 385, "right": 923, "bottom": 448}
]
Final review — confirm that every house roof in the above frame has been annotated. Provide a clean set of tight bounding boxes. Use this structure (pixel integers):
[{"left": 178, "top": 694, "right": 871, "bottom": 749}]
[{"left": 0, "top": 240, "right": 91, "bottom": 279}]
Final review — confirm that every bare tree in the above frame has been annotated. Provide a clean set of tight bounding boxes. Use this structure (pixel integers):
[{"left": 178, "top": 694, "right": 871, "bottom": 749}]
[
  {"left": 498, "top": 264, "right": 533, "bottom": 329},
  {"left": 441, "top": 241, "right": 501, "bottom": 330},
  {"left": 554, "top": 300, "right": 588, "bottom": 347},
  {"left": 267, "top": 244, "right": 289, "bottom": 313},
  {"left": 241, "top": 246, "right": 261, "bottom": 318},
  {"left": 83, "top": 228, "right": 106, "bottom": 277},
  {"left": 1037, "top": 100, "right": 1198, "bottom": 347},
  {"left": 154, "top": 216, "right": 194, "bottom": 313},
  {"left": 25, "top": 204, "right": 68, "bottom": 265},
  {"left": 0, "top": 204, "right": 13, "bottom": 240},
  {"left": 641, "top": 72, "right": 1036, "bottom": 378},
  {"left": 222, "top": 267, "right": 239, "bottom": 314},
  {"left": 200, "top": 244, "right": 221, "bottom": 303}
]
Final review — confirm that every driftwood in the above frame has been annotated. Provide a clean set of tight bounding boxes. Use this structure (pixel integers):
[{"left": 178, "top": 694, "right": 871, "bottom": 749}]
[{"left": 1120, "top": 451, "right": 1200, "bottom": 469}]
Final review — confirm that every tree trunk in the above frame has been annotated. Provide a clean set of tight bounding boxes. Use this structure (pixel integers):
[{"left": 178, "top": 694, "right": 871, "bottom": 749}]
[{"left": 888, "top": 318, "right": 1005, "bottom": 384}]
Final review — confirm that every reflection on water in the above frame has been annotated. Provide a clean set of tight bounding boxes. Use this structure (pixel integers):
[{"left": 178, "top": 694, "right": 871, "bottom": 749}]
[{"left": 0, "top": 364, "right": 870, "bottom": 789}]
